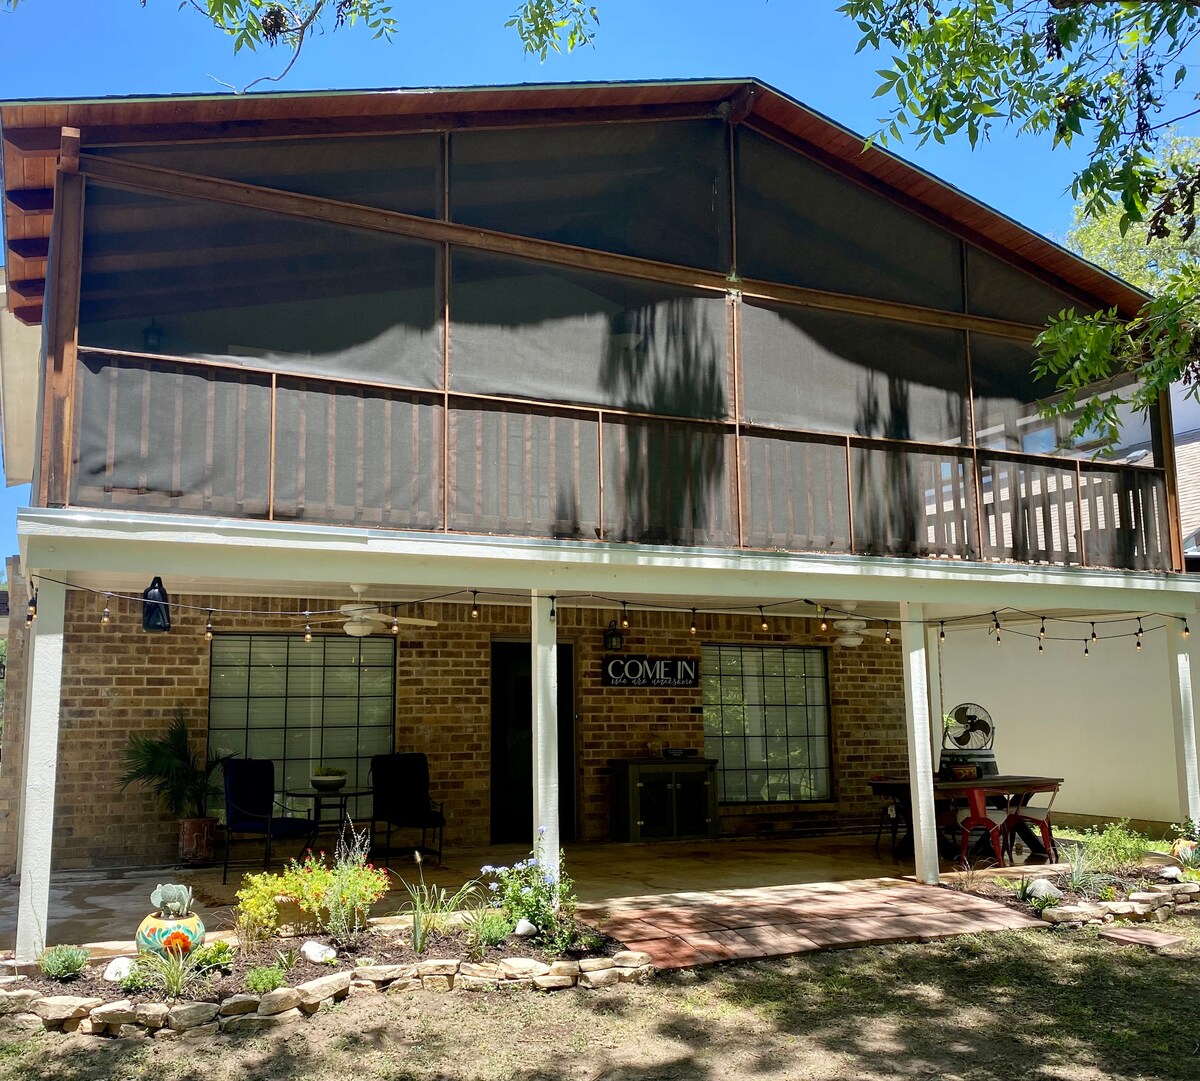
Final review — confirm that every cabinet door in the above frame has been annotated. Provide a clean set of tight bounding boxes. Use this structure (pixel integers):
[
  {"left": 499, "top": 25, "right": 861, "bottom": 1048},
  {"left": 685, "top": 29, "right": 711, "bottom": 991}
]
[
  {"left": 673, "top": 769, "right": 714, "bottom": 837},
  {"left": 636, "top": 770, "right": 674, "bottom": 839}
]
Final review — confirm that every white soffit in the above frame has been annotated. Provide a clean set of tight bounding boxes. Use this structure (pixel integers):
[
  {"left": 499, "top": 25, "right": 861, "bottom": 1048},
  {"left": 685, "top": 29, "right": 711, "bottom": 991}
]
[{"left": 0, "top": 271, "right": 40, "bottom": 486}]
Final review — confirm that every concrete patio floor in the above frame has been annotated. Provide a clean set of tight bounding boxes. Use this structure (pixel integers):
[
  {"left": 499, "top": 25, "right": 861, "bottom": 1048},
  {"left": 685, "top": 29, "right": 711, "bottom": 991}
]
[{"left": 0, "top": 834, "right": 1050, "bottom": 963}]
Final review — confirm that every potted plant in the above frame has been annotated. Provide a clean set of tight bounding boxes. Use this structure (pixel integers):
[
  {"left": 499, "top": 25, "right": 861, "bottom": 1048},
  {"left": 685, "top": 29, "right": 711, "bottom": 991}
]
[
  {"left": 117, "top": 708, "right": 232, "bottom": 863},
  {"left": 136, "top": 883, "right": 205, "bottom": 956},
  {"left": 310, "top": 765, "right": 348, "bottom": 792}
]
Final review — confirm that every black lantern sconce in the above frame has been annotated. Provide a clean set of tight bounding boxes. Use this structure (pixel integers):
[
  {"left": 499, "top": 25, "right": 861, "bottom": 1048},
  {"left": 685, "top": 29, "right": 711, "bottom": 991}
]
[
  {"left": 0, "top": 658, "right": 7, "bottom": 681},
  {"left": 603, "top": 619, "right": 625, "bottom": 652}
]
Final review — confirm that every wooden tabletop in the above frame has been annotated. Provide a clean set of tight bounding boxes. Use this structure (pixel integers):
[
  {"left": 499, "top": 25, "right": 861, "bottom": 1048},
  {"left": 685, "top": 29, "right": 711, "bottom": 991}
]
[{"left": 870, "top": 775, "right": 1064, "bottom": 796}]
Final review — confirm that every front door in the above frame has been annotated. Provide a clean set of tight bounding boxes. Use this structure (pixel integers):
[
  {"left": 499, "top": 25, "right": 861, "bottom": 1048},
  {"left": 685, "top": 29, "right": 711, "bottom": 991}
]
[{"left": 490, "top": 641, "right": 576, "bottom": 845}]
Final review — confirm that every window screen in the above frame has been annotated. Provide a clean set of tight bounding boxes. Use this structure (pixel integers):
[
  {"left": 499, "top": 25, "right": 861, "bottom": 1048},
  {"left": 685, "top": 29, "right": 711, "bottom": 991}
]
[
  {"left": 97, "top": 133, "right": 443, "bottom": 217},
  {"left": 735, "top": 128, "right": 963, "bottom": 311},
  {"left": 79, "top": 186, "right": 443, "bottom": 389},
  {"left": 966, "top": 247, "right": 1090, "bottom": 325},
  {"left": 702, "top": 644, "right": 831, "bottom": 802},
  {"left": 208, "top": 634, "right": 395, "bottom": 820},
  {"left": 451, "top": 120, "right": 731, "bottom": 271},
  {"left": 740, "top": 299, "right": 969, "bottom": 444},
  {"left": 450, "top": 250, "right": 730, "bottom": 418}
]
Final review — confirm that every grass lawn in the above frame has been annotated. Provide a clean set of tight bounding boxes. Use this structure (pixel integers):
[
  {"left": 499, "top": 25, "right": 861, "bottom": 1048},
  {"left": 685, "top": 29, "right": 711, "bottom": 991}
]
[{"left": 4, "top": 914, "right": 1200, "bottom": 1081}]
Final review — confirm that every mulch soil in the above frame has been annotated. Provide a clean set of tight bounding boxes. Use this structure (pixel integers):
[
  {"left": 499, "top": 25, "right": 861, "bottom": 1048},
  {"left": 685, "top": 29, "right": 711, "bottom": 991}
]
[{"left": 17, "top": 921, "right": 626, "bottom": 1005}]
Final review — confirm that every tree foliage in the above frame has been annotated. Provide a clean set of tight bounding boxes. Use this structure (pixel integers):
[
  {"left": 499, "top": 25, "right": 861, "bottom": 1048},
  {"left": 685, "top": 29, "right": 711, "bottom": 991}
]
[{"left": 840, "top": 1, "right": 1200, "bottom": 445}]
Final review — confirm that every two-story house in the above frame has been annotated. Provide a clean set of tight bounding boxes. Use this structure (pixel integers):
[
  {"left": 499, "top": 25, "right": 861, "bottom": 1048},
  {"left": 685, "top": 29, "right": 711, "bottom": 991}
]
[{"left": 2, "top": 79, "right": 1198, "bottom": 961}]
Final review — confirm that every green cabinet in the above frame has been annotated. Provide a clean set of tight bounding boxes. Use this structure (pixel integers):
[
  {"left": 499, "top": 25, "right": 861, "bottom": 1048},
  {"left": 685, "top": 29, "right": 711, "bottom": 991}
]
[{"left": 609, "top": 758, "right": 718, "bottom": 842}]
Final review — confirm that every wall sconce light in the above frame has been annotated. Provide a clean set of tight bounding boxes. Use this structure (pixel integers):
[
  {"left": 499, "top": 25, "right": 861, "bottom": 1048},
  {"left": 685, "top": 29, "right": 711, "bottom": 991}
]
[
  {"left": 603, "top": 619, "right": 625, "bottom": 652},
  {"left": 142, "top": 318, "right": 163, "bottom": 352},
  {"left": 141, "top": 576, "right": 171, "bottom": 633},
  {"left": 0, "top": 659, "right": 7, "bottom": 680}
]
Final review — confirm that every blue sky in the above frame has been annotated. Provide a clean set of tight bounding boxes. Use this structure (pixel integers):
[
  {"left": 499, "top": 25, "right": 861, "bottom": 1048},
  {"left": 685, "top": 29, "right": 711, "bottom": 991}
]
[{"left": 0, "top": 0, "right": 1102, "bottom": 560}]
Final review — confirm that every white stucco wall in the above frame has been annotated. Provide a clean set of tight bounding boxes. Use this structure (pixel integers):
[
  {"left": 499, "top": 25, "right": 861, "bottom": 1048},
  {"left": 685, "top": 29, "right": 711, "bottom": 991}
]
[{"left": 939, "top": 619, "right": 1186, "bottom": 824}]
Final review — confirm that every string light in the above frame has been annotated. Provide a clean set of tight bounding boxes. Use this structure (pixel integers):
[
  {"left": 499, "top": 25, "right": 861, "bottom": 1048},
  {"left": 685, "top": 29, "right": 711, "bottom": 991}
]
[
  {"left": 1185, "top": 618, "right": 1192, "bottom": 640},
  {"left": 470, "top": 591, "right": 480, "bottom": 620},
  {"left": 1039, "top": 618, "right": 1046, "bottom": 640},
  {"left": 1084, "top": 640, "right": 1090, "bottom": 658},
  {"left": 303, "top": 612, "right": 313, "bottom": 644},
  {"left": 939, "top": 621, "right": 945, "bottom": 643},
  {"left": 1090, "top": 622, "right": 1098, "bottom": 642},
  {"left": 1136, "top": 636, "right": 1142, "bottom": 652},
  {"left": 101, "top": 598, "right": 111, "bottom": 626},
  {"left": 1136, "top": 618, "right": 1144, "bottom": 648},
  {"left": 621, "top": 602, "right": 630, "bottom": 630},
  {"left": 819, "top": 606, "right": 828, "bottom": 633},
  {"left": 884, "top": 620, "right": 892, "bottom": 646},
  {"left": 759, "top": 606, "right": 769, "bottom": 632},
  {"left": 1038, "top": 640, "right": 1044, "bottom": 655},
  {"left": 26, "top": 591, "right": 36, "bottom": 627},
  {"left": 204, "top": 610, "right": 213, "bottom": 641},
  {"left": 690, "top": 609, "right": 698, "bottom": 636},
  {"left": 549, "top": 596, "right": 556, "bottom": 622},
  {"left": 990, "top": 611, "right": 999, "bottom": 635},
  {"left": 390, "top": 614, "right": 400, "bottom": 634}
]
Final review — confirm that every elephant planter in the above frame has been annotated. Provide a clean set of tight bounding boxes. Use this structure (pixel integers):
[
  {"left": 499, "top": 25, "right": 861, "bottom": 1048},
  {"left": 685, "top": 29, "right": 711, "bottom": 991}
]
[{"left": 136, "top": 883, "right": 205, "bottom": 956}]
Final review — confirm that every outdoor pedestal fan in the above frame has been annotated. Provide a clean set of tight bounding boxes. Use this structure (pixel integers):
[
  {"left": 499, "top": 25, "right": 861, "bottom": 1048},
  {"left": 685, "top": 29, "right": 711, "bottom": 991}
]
[{"left": 940, "top": 703, "right": 997, "bottom": 779}]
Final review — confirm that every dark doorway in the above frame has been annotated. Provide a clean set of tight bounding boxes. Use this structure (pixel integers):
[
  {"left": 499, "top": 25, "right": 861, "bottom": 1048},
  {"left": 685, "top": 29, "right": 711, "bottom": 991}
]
[{"left": 490, "top": 641, "right": 577, "bottom": 844}]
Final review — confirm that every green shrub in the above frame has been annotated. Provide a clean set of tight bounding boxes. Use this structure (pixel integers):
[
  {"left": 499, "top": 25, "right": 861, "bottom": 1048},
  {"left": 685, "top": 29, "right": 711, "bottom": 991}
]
[
  {"left": 130, "top": 948, "right": 210, "bottom": 1000},
  {"left": 1060, "top": 843, "right": 1116, "bottom": 897},
  {"left": 191, "top": 940, "right": 236, "bottom": 973},
  {"left": 1097, "top": 884, "right": 1119, "bottom": 902},
  {"left": 245, "top": 965, "right": 285, "bottom": 994},
  {"left": 480, "top": 841, "right": 583, "bottom": 952},
  {"left": 118, "top": 965, "right": 156, "bottom": 994},
  {"left": 1082, "top": 820, "right": 1151, "bottom": 873},
  {"left": 37, "top": 944, "right": 90, "bottom": 981},
  {"left": 1029, "top": 894, "right": 1060, "bottom": 914},
  {"left": 462, "top": 907, "right": 513, "bottom": 960}
]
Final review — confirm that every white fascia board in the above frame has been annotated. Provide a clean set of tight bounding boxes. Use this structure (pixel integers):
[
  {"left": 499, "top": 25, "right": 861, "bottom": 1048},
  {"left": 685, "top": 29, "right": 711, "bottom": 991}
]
[
  {"left": 0, "top": 278, "right": 42, "bottom": 487},
  {"left": 16, "top": 505, "right": 1200, "bottom": 615}
]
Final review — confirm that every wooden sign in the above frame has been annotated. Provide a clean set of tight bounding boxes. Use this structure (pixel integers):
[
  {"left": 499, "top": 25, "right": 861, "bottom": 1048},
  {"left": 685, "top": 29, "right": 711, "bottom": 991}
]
[{"left": 601, "top": 655, "right": 699, "bottom": 688}]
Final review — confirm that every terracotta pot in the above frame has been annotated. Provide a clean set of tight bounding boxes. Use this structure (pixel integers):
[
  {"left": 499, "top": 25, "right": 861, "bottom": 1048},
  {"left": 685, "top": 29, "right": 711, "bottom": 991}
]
[
  {"left": 178, "top": 817, "right": 217, "bottom": 864},
  {"left": 275, "top": 895, "right": 319, "bottom": 938},
  {"left": 136, "top": 912, "right": 206, "bottom": 956},
  {"left": 1172, "top": 838, "right": 1198, "bottom": 862}
]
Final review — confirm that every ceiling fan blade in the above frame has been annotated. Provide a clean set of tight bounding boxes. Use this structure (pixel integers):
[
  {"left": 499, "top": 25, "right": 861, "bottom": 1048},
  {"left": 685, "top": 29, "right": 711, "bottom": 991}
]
[{"left": 392, "top": 617, "right": 439, "bottom": 627}]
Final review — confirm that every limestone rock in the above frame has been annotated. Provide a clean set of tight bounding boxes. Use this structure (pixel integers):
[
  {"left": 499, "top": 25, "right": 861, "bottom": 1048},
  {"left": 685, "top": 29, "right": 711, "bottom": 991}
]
[
  {"left": 1026, "top": 879, "right": 1063, "bottom": 901},
  {"left": 458, "top": 962, "right": 500, "bottom": 980},
  {"left": 0, "top": 989, "right": 41, "bottom": 1015},
  {"left": 354, "top": 964, "right": 415, "bottom": 984},
  {"left": 257, "top": 987, "right": 302, "bottom": 1016},
  {"left": 513, "top": 919, "right": 538, "bottom": 937},
  {"left": 421, "top": 974, "right": 453, "bottom": 992},
  {"left": 61, "top": 1018, "right": 82, "bottom": 1034},
  {"left": 578, "top": 967, "right": 622, "bottom": 989},
  {"left": 455, "top": 976, "right": 499, "bottom": 992},
  {"left": 300, "top": 940, "right": 336, "bottom": 965},
  {"left": 178, "top": 1022, "right": 219, "bottom": 1039},
  {"left": 548, "top": 960, "right": 580, "bottom": 977},
  {"left": 578, "top": 957, "right": 616, "bottom": 972},
  {"left": 296, "top": 971, "right": 352, "bottom": 1008},
  {"left": 1128, "top": 892, "right": 1169, "bottom": 909},
  {"left": 91, "top": 1000, "right": 137, "bottom": 1025},
  {"left": 499, "top": 958, "right": 550, "bottom": 979},
  {"left": 102, "top": 958, "right": 136, "bottom": 983},
  {"left": 532, "top": 975, "right": 575, "bottom": 990},
  {"left": 76, "top": 1018, "right": 104, "bottom": 1036},
  {"left": 618, "top": 965, "right": 655, "bottom": 984},
  {"left": 414, "top": 959, "right": 459, "bottom": 976},
  {"left": 166, "top": 1002, "right": 219, "bottom": 1030},
  {"left": 1041, "top": 904, "right": 1105, "bottom": 924},
  {"left": 612, "top": 951, "right": 653, "bottom": 968},
  {"left": 218, "top": 994, "right": 260, "bottom": 1016},
  {"left": 383, "top": 978, "right": 421, "bottom": 993},
  {"left": 1173, "top": 882, "right": 1200, "bottom": 895},
  {"left": 220, "top": 1008, "right": 302, "bottom": 1033},
  {"left": 135, "top": 1003, "right": 170, "bottom": 1029},
  {"left": 32, "top": 996, "right": 103, "bottom": 1023},
  {"left": 350, "top": 979, "right": 378, "bottom": 994},
  {"left": 117, "top": 1023, "right": 149, "bottom": 1039}
]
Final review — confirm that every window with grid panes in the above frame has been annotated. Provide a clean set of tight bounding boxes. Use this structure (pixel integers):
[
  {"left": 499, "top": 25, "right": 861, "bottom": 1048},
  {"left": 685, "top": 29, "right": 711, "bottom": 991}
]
[
  {"left": 207, "top": 634, "right": 395, "bottom": 820},
  {"left": 701, "top": 644, "right": 831, "bottom": 802}
]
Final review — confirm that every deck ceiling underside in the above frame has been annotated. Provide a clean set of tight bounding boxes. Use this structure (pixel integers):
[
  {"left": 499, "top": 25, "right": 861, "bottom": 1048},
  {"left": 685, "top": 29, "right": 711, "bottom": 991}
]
[{"left": 0, "top": 80, "right": 1146, "bottom": 327}]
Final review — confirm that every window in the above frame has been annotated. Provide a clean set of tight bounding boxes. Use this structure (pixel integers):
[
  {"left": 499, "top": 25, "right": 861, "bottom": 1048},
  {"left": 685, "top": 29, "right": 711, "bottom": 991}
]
[
  {"left": 702, "top": 644, "right": 830, "bottom": 802},
  {"left": 207, "top": 634, "right": 395, "bottom": 818}
]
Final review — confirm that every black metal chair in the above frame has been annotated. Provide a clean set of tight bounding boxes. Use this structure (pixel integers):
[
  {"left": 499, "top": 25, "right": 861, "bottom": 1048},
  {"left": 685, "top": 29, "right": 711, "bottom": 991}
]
[
  {"left": 222, "top": 758, "right": 314, "bottom": 884},
  {"left": 369, "top": 753, "right": 445, "bottom": 866}
]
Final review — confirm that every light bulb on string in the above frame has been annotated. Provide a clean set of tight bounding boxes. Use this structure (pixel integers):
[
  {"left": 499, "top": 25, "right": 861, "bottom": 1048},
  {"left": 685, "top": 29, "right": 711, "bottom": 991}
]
[
  {"left": 759, "top": 606, "right": 769, "bottom": 632},
  {"left": 939, "top": 621, "right": 945, "bottom": 643},
  {"left": 1038, "top": 641, "right": 1044, "bottom": 655},
  {"left": 1184, "top": 618, "right": 1191, "bottom": 640},
  {"left": 1084, "top": 640, "right": 1090, "bottom": 659},
  {"left": 1136, "top": 618, "right": 1144, "bottom": 642},
  {"left": 621, "top": 602, "right": 630, "bottom": 630},
  {"left": 391, "top": 614, "right": 400, "bottom": 634},
  {"left": 470, "top": 591, "right": 480, "bottom": 620},
  {"left": 884, "top": 620, "right": 892, "bottom": 646},
  {"left": 990, "top": 611, "right": 998, "bottom": 636},
  {"left": 689, "top": 609, "right": 697, "bottom": 636},
  {"left": 101, "top": 597, "right": 111, "bottom": 626},
  {"left": 819, "top": 606, "right": 828, "bottom": 633},
  {"left": 1136, "top": 636, "right": 1142, "bottom": 653},
  {"left": 204, "top": 610, "right": 213, "bottom": 641},
  {"left": 304, "top": 612, "right": 313, "bottom": 644},
  {"left": 1039, "top": 618, "right": 1046, "bottom": 640},
  {"left": 549, "top": 596, "right": 556, "bottom": 622},
  {"left": 27, "top": 591, "right": 36, "bottom": 623},
  {"left": 1090, "top": 622, "right": 1097, "bottom": 643}
]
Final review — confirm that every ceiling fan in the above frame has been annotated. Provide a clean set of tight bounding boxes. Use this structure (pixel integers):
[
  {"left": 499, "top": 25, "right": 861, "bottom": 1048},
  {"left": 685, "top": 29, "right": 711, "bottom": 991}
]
[
  {"left": 305, "top": 584, "right": 438, "bottom": 637},
  {"left": 829, "top": 602, "right": 889, "bottom": 648}
]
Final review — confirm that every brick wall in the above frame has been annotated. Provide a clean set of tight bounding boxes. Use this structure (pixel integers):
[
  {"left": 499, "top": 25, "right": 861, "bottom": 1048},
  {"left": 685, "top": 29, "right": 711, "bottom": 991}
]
[{"left": 0, "top": 588, "right": 909, "bottom": 874}]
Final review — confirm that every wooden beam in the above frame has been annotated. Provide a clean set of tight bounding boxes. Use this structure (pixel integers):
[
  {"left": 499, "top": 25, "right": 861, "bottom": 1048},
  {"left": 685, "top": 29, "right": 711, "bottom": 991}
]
[
  {"left": 7, "top": 278, "right": 46, "bottom": 303},
  {"left": 7, "top": 188, "right": 54, "bottom": 214},
  {"left": 77, "top": 152, "right": 1045, "bottom": 341},
  {"left": 3, "top": 102, "right": 721, "bottom": 158},
  {"left": 13, "top": 304, "right": 43, "bottom": 326},
  {"left": 8, "top": 236, "right": 51, "bottom": 260},
  {"left": 725, "top": 85, "right": 758, "bottom": 126},
  {"left": 59, "top": 127, "right": 81, "bottom": 176}
]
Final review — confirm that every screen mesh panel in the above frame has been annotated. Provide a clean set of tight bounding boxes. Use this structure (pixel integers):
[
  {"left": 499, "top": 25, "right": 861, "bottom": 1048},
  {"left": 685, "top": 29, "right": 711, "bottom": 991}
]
[
  {"left": 971, "top": 333, "right": 1155, "bottom": 463},
  {"left": 602, "top": 416, "right": 736, "bottom": 546},
  {"left": 967, "top": 246, "right": 1091, "bottom": 325},
  {"left": 740, "top": 431, "right": 851, "bottom": 552},
  {"left": 850, "top": 445, "right": 976, "bottom": 557},
  {"left": 735, "top": 128, "right": 963, "bottom": 310},
  {"left": 73, "top": 353, "right": 271, "bottom": 517},
  {"left": 451, "top": 120, "right": 731, "bottom": 271},
  {"left": 702, "top": 644, "right": 831, "bottom": 803},
  {"left": 97, "top": 133, "right": 442, "bottom": 217},
  {"left": 450, "top": 250, "right": 730, "bottom": 418},
  {"left": 79, "top": 186, "right": 443, "bottom": 388},
  {"left": 1079, "top": 466, "right": 1170, "bottom": 570},
  {"left": 978, "top": 455, "right": 1081, "bottom": 565},
  {"left": 741, "top": 299, "right": 968, "bottom": 444},
  {"left": 272, "top": 379, "right": 442, "bottom": 529},
  {"left": 449, "top": 403, "right": 600, "bottom": 539}
]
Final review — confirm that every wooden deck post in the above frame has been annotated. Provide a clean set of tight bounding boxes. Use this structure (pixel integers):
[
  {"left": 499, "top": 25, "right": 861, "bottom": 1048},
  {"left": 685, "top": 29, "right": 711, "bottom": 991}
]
[
  {"left": 530, "top": 590, "right": 560, "bottom": 886},
  {"left": 1168, "top": 602, "right": 1200, "bottom": 823},
  {"left": 900, "top": 601, "right": 940, "bottom": 885},
  {"left": 15, "top": 575, "right": 66, "bottom": 962}
]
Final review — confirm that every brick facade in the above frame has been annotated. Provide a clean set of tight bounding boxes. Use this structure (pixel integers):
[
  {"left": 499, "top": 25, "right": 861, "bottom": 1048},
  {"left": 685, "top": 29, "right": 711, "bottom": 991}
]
[{"left": 0, "top": 585, "right": 908, "bottom": 875}]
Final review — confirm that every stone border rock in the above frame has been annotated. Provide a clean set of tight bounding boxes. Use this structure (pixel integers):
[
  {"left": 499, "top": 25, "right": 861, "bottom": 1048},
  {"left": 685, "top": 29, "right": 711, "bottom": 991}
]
[
  {"left": 0, "top": 952, "right": 654, "bottom": 1039},
  {"left": 1040, "top": 880, "right": 1199, "bottom": 927}
]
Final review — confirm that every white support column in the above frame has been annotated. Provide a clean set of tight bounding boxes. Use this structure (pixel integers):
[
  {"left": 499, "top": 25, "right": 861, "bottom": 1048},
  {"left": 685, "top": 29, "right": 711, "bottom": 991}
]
[
  {"left": 1168, "top": 604, "right": 1200, "bottom": 824},
  {"left": 900, "top": 601, "right": 939, "bottom": 885},
  {"left": 530, "top": 590, "right": 560, "bottom": 884},
  {"left": 15, "top": 576, "right": 67, "bottom": 962},
  {"left": 924, "top": 623, "right": 943, "bottom": 772}
]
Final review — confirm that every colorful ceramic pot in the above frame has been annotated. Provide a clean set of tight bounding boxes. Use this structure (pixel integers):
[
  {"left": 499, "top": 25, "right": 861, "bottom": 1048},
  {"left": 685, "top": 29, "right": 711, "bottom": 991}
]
[{"left": 136, "top": 912, "right": 205, "bottom": 956}]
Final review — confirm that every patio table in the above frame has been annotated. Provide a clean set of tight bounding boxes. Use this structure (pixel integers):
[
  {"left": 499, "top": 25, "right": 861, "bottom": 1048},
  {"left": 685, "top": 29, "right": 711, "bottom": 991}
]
[
  {"left": 283, "top": 786, "right": 372, "bottom": 850},
  {"left": 869, "top": 775, "right": 1064, "bottom": 866}
]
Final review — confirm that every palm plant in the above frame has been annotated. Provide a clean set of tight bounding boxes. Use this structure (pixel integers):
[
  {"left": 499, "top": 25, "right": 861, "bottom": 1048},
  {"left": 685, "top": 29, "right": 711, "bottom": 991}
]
[{"left": 117, "top": 709, "right": 231, "bottom": 819}]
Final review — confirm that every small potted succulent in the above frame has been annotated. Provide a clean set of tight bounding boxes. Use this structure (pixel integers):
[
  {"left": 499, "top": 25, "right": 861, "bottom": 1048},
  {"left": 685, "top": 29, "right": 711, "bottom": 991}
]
[
  {"left": 310, "top": 765, "right": 348, "bottom": 792},
  {"left": 136, "top": 884, "right": 205, "bottom": 956}
]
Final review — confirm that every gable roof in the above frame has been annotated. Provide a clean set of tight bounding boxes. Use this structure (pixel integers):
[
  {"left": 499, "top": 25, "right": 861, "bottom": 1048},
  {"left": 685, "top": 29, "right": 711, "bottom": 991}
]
[{"left": 0, "top": 77, "right": 1148, "bottom": 326}]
